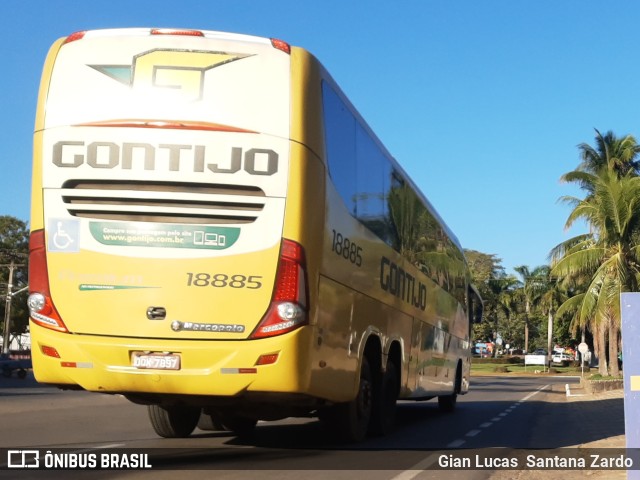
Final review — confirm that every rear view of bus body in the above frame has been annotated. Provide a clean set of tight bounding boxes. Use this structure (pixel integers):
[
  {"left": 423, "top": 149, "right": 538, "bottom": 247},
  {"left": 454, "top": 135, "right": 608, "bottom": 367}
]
[{"left": 30, "top": 28, "right": 481, "bottom": 442}]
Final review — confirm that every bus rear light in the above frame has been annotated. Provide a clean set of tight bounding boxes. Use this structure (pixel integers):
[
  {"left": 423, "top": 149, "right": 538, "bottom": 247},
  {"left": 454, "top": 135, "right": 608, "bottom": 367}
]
[
  {"left": 256, "top": 353, "right": 279, "bottom": 366},
  {"left": 151, "top": 28, "right": 204, "bottom": 37},
  {"left": 64, "top": 31, "right": 87, "bottom": 44},
  {"left": 29, "top": 230, "right": 68, "bottom": 333},
  {"left": 270, "top": 38, "right": 291, "bottom": 54},
  {"left": 250, "top": 239, "right": 308, "bottom": 339},
  {"left": 40, "top": 345, "right": 61, "bottom": 358}
]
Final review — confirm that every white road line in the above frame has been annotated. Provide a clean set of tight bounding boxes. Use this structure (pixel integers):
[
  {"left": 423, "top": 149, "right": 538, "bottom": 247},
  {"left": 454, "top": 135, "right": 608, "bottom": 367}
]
[
  {"left": 390, "top": 383, "right": 552, "bottom": 480},
  {"left": 446, "top": 439, "right": 466, "bottom": 448},
  {"left": 389, "top": 453, "right": 441, "bottom": 480},
  {"left": 521, "top": 384, "right": 550, "bottom": 401}
]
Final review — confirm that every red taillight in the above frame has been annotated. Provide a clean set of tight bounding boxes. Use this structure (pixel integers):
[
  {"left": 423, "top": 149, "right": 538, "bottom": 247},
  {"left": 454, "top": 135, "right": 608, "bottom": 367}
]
[
  {"left": 256, "top": 353, "right": 279, "bottom": 366},
  {"left": 64, "top": 31, "right": 86, "bottom": 44},
  {"left": 250, "top": 239, "right": 308, "bottom": 339},
  {"left": 270, "top": 38, "right": 291, "bottom": 54},
  {"left": 29, "top": 230, "right": 48, "bottom": 294},
  {"left": 29, "top": 230, "right": 68, "bottom": 333},
  {"left": 151, "top": 28, "right": 204, "bottom": 37},
  {"left": 274, "top": 242, "right": 305, "bottom": 302}
]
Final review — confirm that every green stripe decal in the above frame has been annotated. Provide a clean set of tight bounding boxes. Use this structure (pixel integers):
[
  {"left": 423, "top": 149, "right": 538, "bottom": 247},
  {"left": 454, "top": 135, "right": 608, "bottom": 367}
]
[{"left": 79, "top": 284, "right": 157, "bottom": 291}]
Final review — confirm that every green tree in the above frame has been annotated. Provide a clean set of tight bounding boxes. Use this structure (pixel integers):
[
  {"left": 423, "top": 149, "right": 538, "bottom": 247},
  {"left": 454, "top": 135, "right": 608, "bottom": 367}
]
[
  {"left": 537, "top": 266, "right": 569, "bottom": 358},
  {"left": 576, "top": 129, "right": 640, "bottom": 179},
  {"left": 551, "top": 130, "right": 640, "bottom": 376},
  {"left": 514, "top": 265, "right": 548, "bottom": 353},
  {"left": 466, "top": 250, "right": 505, "bottom": 346},
  {"left": 0, "top": 216, "right": 30, "bottom": 350},
  {"left": 552, "top": 170, "right": 640, "bottom": 375},
  {"left": 465, "top": 250, "right": 529, "bottom": 353},
  {"left": 494, "top": 276, "right": 525, "bottom": 351}
]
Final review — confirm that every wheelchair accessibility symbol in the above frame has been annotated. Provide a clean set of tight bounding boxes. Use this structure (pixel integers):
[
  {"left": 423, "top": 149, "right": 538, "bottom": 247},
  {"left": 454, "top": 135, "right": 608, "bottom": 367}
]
[{"left": 48, "top": 219, "right": 80, "bottom": 253}]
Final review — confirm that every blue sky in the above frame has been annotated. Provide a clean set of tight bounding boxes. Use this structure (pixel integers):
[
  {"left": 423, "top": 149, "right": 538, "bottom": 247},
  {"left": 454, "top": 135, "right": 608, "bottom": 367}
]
[{"left": 3, "top": 0, "right": 639, "bottom": 275}]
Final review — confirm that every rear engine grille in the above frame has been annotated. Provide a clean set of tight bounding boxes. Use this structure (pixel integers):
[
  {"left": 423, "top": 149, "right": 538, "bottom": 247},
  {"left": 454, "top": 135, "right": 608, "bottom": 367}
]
[{"left": 60, "top": 180, "right": 265, "bottom": 224}]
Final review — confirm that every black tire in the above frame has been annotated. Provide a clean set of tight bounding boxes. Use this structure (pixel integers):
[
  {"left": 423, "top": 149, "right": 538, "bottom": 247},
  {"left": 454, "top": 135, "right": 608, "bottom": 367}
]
[
  {"left": 437, "top": 392, "right": 457, "bottom": 412},
  {"left": 147, "top": 405, "right": 200, "bottom": 438},
  {"left": 438, "top": 363, "right": 462, "bottom": 413},
  {"left": 370, "top": 359, "right": 398, "bottom": 435},
  {"left": 319, "top": 357, "right": 373, "bottom": 443},
  {"left": 17, "top": 369, "right": 27, "bottom": 379}
]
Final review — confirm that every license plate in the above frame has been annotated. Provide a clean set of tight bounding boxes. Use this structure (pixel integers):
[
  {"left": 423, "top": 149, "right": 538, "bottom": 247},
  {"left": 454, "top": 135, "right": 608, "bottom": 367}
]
[{"left": 131, "top": 352, "right": 181, "bottom": 370}]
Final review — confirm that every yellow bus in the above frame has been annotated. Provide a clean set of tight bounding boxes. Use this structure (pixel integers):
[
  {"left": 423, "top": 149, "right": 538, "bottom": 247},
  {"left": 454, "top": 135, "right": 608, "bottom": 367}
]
[{"left": 29, "top": 28, "right": 482, "bottom": 442}]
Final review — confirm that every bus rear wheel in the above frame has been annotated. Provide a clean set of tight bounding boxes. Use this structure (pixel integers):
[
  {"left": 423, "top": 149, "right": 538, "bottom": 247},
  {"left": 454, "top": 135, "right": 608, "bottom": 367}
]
[
  {"left": 370, "top": 359, "right": 398, "bottom": 435},
  {"left": 148, "top": 405, "right": 200, "bottom": 438},
  {"left": 319, "top": 357, "right": 373, "bottom": 443},
  {"left": 437, "top": 391, "right": 457, "bottom": 412},
  {"left": 438, "top": 363, "right": 462, "bottom": 413}
]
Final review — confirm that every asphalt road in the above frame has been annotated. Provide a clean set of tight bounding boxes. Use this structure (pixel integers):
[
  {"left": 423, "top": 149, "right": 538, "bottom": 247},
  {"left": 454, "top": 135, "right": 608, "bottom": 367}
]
[{"left": 0, "top": 373, "right": 583, "bottom": 479}]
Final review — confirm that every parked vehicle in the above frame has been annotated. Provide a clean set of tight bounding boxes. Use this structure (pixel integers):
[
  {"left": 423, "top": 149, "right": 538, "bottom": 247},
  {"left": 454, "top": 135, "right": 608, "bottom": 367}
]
[{"left": 552, "top": 352, "right": 573, "bottom": 364}]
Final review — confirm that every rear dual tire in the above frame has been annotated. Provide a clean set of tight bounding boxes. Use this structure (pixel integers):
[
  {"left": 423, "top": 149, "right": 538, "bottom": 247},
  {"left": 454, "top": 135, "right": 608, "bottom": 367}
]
[
  {"left": 319, "top": 357, "right": 373, "bottom": 442},
  {"left": 370, "top": 360, "right": 398, "bottom": 435},
  {"left": 148, "top": 405, "right": 200, "bottom": 438},
  {"left": 320, "top": 357, "right": 399, "bottom": 442}
]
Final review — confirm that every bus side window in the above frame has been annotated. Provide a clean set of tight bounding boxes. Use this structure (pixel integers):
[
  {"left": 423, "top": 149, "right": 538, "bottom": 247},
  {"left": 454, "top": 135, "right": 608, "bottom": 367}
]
[{"left": 322, "top": 81, "right": 357, "bottom": 216}]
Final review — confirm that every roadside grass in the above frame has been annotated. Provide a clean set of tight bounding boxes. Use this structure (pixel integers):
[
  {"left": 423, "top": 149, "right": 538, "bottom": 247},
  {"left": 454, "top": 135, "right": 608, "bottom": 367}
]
[{"left": 470, "top": 362, "right": 584, "bottom": 376}]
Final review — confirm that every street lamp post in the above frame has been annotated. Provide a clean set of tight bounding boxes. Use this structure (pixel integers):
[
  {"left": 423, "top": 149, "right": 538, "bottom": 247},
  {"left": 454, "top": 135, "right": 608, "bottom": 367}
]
[{"left": 547, "top": 310, "right": 553, "bottom": 370}]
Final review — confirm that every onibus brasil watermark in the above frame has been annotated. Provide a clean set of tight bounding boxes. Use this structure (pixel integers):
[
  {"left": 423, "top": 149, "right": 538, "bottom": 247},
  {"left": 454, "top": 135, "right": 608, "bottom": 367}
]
[{"left": 6, "top": 449, "right": 151, "bottom": 470}]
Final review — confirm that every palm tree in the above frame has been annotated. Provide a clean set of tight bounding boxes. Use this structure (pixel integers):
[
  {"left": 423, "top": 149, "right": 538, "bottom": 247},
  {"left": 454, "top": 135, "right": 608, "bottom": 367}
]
[
  {"left": 576, "top": 129, "right": 640, "bottom": 179},
  {"left": 551, "top": 129, "right": 640, "bottom": 376},
  {"left": 514, "top": 265, "right": 548, "bottom": 353},
  {"left": 538, "top": 267, "right": 568, "bottom": 360},
  {"left": 551, "top": 169, "right": 640, "bottom": 375},
  {"left": 495, "top": 278, "right": 525, "bottom": 350}
]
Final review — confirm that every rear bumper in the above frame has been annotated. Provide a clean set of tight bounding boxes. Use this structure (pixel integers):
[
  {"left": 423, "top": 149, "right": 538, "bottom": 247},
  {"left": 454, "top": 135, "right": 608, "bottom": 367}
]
[{"left": 30, "top": 321, "right": 314, "bottom": 398}]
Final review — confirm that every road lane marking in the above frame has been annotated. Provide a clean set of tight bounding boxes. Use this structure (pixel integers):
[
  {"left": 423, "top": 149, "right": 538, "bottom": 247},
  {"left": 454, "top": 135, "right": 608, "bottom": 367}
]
[
  {"left": 446, "top": 439, "right": 466, "bottom": 448},
  {"left": 390, "top": 383, "right": 552, "bottom": 480},
  {"left": 389, "top": 453, "right": 442, "bottom": 480}
]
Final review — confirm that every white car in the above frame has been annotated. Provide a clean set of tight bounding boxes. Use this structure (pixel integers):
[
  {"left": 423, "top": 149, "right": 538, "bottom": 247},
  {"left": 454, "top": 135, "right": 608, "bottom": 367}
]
[{"left": 552, "top": 352, "right": 574, "bottom": 363}]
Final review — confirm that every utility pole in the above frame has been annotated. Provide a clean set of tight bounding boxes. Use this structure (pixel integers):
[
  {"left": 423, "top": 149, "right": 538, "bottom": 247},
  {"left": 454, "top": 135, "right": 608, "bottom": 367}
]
[{"left": 2, "top": 260, "right": 25, "bottom": 355}]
